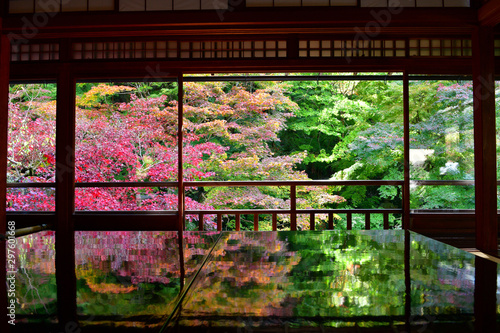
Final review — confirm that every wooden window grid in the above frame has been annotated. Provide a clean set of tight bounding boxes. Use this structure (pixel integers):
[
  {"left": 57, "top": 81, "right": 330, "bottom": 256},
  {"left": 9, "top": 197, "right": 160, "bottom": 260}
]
[
  {"left": 69, "top": 40, "right": 287, "bottom": 61},
  {"left": 179, "top": 40, "right": 287, "bottom": 59},
  {"left": 8, "top": 38, "right": 488, "bottom": 62},
  {"left": 8, "top": 0, "right": 470, "bottom": 13},
  {"left": 72, "top": 41, "right": 178, "bottom": 60},
  {"left": 408, "top": 39, "right": 472, "bottom": 57},
  {"left": 11, "top": 43, "right": 60, "bottom": 62},
  {"left": 246, "top": 0, "right": 469, "bottom": 7},
  {"left": 297, "top": 38, "right": 474, "bottom": 59},
  {"left": 8, "top": 0, "right": 228, "bottom": 13},
  {"left": 299, "top": 39, "right": 406, "bottom": 58}
]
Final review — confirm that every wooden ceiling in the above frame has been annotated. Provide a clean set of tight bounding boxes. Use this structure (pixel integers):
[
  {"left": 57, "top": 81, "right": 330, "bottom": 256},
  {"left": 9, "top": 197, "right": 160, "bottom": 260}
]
[{"left": 0, "top": 6, "right": 486, "bottom": 39}]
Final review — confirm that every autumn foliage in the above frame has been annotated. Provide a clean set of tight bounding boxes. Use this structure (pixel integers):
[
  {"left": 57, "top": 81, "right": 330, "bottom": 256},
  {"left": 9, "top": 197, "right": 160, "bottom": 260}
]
[{"left": 7, "top": 82, "right": 343, "bottom": 229}]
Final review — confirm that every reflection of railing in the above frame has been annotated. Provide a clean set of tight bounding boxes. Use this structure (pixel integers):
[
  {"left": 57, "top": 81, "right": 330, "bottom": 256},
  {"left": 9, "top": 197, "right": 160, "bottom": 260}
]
[{"left": 183, "top": 180, "right": 403, "bottom": 231}]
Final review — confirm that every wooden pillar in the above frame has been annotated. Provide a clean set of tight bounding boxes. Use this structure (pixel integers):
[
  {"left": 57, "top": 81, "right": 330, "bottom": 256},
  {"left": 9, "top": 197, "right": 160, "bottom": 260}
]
[
  {"left": 473, "top": 26, "right": 498, "bottom": 253},
  {"left": 55, "top": 64, "right": 78, "bottom": 327},
  {"left": 177, "top": 74, "right": 185, "bottom": 288},
  {"left": 404, "top": 230, "right": 411, "bottom": 333},
  {"left": 474, "top": 257, "right": 497, "bottom": 332},
  {"left": 403, "top": 72, "right": 410, "bottom": 229},
  {"left": 178, "top": 73, "right": 185, "bottom": 233},
  {"left": 0, "top": 32, "right": 11, "bottom": 333}
]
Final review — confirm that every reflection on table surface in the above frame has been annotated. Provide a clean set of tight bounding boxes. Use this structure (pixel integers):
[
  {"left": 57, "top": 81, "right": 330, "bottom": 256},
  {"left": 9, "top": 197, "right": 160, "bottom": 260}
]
[
  {"left": 11, "top": 230, "right": 500, "bottom": 333},
  {"left": 163, "top": 230, "right": 498, "bottom": 333},
  {"left": 12, "top": 231, "right": 220, "bottom": 332}
]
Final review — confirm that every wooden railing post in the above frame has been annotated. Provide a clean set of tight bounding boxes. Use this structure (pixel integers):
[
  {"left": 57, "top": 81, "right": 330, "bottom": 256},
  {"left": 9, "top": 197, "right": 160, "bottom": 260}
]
[
  {"left": 217, "top": 214, "right": 222, "bottom": 231},
  {"left": 290, "top": 185, "right": 297, "bottom": 231},
  {"left": 328, "top": 212, "right": 334, "bottom": 230},
  {"left": 383, "top": 213, "right": 389, "bottom": 230},
  {"left": 198, "top": 213, "right": 204, "bottom": 231},
  {"left": 235, "top": 214, "right": 240, "bottom": 231}
]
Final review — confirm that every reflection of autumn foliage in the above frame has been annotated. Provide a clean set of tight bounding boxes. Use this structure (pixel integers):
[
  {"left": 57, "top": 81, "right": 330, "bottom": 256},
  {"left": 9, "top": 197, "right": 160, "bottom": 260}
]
[
  {"left": 15, "top": 230, "right": 481, "bottom": 330},
  {"left": 14, "top": 230, "right": 222, "bottom": 321},
  {"left": 16, "top": 231, "right": 221, "bottom": 291},
  {"left": 15, "top": 231, "right": 57, "bottom": 316},
  {"left": 86, "top": 283, "right": 137, "bottom": 294},
  {"left": 182, "top": 232, "right": 300, "bottom": 318},
  {"left": 76, "top": 231, "right": 178, "bottom": 285},
  {"left": 17, "top": 230, "right": 56, "bottom": 274}
]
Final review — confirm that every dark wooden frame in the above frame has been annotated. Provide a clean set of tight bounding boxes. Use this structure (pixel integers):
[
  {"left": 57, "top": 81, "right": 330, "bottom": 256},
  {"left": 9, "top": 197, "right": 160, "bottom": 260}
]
[
  {"left": 0, "top": 32, "right": 11, "bottom": 333},
  {"left": 1, "top": 4, "right": 500, "bottom": 332}
]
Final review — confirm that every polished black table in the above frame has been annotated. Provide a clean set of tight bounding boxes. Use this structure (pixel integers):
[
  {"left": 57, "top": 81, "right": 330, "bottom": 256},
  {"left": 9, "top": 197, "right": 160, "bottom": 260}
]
[{"left": 11, "top": 230, "right": 500, "bottom": 332}]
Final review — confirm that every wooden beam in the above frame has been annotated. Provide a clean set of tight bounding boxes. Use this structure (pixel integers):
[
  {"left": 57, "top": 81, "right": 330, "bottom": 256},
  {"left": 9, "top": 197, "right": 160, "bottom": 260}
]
[
  {"left": 473, "top": 26, "right": 498, "bottom": 253},
  {"left": 73, "top": 213, "right": 178, "bottom": 230},
  {"left": 0, "top": 31, "right": 11, "bottom": 333},
  {"left": 9, "top": 58, "right": 474, "bottom": 82},
  {"left": 479, "top": 0, "right": 500, "bottom": 27},
  {"left": 5, "top": 213, "right": 56, "bottom": 229},
  {"left": 55, "top": 64, "right": 78, "bottom": 329}
]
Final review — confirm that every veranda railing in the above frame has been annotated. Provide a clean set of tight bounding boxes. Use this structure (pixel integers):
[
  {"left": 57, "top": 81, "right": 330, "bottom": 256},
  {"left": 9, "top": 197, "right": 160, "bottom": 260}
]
[
  {"left": 183, "top": 180, "right": 404, "bottom": 231},
  {"left": 7, "top": 179, "right": 483, "bottom": 232}
]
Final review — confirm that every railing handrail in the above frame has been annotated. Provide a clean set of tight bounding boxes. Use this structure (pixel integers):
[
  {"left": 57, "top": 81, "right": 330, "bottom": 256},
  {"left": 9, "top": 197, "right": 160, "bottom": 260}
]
[
  {"left": 7, "top": 179, "right": 486, "bottom": 188},
  {"left": 75, "top": 181, "right": 178, "bottom": 188},
  {"left": 7, "top": 182, "right": 54, "bottom": 188},
  {"left": 185, "top": 208, "right": 402, "bottom": 214},
  {"left": 410, "top": 180, "right": 475, "bottom": 185},
  {"left": 183, "top": 180, "right": 404, "bottom": 186},
  {"left": 6, "top": 181, "right": 178, "bottom": 188}
]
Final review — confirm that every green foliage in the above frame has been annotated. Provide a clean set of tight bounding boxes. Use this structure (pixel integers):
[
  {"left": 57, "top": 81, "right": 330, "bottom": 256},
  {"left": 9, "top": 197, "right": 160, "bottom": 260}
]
[
  {"left": 280, "top": 80, "right": 375, "bottom": 179},
  {"left": 10, "top": 83, "right": 57, "bottom": 102}
]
